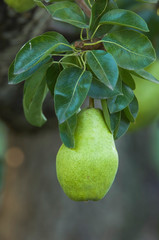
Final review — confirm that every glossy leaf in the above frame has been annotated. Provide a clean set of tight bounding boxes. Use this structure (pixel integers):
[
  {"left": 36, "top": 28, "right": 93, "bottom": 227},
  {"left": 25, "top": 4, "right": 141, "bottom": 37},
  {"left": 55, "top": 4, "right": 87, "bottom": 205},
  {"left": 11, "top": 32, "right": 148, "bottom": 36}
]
[
  {"left": 23, "top": 64, "right": 50, "bottom": 127},
  {"left": 46, "top": 1, "right": 88, "bottom": 28},
  {"left": 103, "top": 30, "right": 156, "bottom": 70},
  {"left": 119, "top": 68, "right": 136, "bottom": 90},
  {"left": 89, "top": 0, "right": 108, "bottom": 35},
  {"left": 100, "top": 9, "right": 149, "bottom": 32},
  {"left": 101, "top": 99, "right": 111, "bottom": 132},
  {"left": 46, "top": 64, "right": 61, "bottom": 96},
  {"left": 94, "top": 0, "right": 118, "bottom": 37},
  {"left": 86, "top": 50, "right": 118, "bottom": 89},
  {"left": 55, "top": 67, "right": 92, "bottom": 124},
  {"left": 137, "top": 0, "right": 158, "bottom": 3},
  {"left": 131, "top": 69, "right": 159, "bottom": 84},
  {"left": 124, "top": 96, "right": 139, "bottom": 122},
  {"left": 14, "top": 31, "right": 71, "bottom": 74},
  {"left": 88, "top": 76, "right": 122, "bottom": 99},
  {"left": 59, "top": 114, "right": 77, "bottom": 148},
  {"left": 45, "top": 0, "right": 74, "bottom": 2},
  {"left": 114, "top": 111, "right": 130, "bottom": 139},
  {"left": 8, "top": 57, "right": 51, "bottom": 85},
  {"left": 108, "top": 83, "right": 134, "bottom": 113},
  {"left": 110, "top": 112, "right": 121, "bottom": 134},
  {"left": 61, "top": 56, "right": 81, "bottom": 69}
]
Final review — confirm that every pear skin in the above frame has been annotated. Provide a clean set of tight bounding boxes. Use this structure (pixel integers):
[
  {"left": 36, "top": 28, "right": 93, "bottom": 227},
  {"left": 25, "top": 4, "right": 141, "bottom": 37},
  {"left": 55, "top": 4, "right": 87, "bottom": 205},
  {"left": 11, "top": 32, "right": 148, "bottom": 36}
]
[{"left": 56, "top": 108, "right": 118, "bottom": 201}]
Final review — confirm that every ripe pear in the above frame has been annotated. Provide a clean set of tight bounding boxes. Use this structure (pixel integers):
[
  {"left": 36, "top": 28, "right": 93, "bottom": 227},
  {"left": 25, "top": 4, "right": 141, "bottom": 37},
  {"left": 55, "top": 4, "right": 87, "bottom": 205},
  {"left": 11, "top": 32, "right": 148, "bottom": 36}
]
[
  {"left": 130, "top": 60, "right": 159, "bottom": 131},
  {"left": 56, "top": 108, "right": 118, "bottom": 201},
  {"left": 4, "top": 0, "right": 35, "bottom": 13}
]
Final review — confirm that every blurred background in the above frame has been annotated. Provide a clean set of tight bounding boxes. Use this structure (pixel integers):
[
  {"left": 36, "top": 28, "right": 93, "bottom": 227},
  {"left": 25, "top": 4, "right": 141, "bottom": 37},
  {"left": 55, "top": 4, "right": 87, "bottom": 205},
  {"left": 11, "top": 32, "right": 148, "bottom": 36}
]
[{"left": 0, "top": 1, "right": 159, "bottom": 239}]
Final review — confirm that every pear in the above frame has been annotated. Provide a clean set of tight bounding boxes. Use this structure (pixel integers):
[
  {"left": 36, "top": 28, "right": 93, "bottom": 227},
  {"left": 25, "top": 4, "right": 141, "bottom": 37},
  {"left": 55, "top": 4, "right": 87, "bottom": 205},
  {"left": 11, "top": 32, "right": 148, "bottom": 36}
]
[
  {"left": 130, "top": 60, "right": 159, "bottom": 131},
  {"left": 4, "top": 0, "right": 35, "bottom": 13},
  {"left": 56, "top": 108, "right": 118, "bottom": 201}
]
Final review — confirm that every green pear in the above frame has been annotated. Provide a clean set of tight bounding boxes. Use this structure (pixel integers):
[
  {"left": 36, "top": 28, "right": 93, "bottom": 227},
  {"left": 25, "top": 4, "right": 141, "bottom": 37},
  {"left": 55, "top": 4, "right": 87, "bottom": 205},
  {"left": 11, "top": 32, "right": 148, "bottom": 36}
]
[
  {"left": 4, "top": 0, "right": 35, "bottom": 13},
  {"left": 130, "top": 60, "right": 159, "bottom": 131},
  {"left": 56, "top": 108, "right": 118, "bottom": 201}
]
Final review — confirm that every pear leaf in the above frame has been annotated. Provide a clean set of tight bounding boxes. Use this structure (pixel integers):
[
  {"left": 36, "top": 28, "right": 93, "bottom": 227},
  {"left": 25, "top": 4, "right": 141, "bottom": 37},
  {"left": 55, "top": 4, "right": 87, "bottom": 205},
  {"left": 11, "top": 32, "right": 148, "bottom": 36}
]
[
  {"left": 23, "top": 63, "right": 50, "bottom": 127},
  {"left": 103, "top": 30, "right": 156, "bottom": 70},
  {"left": 124, "top": 96, "right": 139, "bottom": 122},
  {"left": 137, "top": 0, "right": 158, "bottom": 3},
  {"left": 55, "top": 67, "right": 92, "bottom": 124},
  {"left": 61, "top": 56, "right": 81, "bottom": 69},
  {"left": 59, "top": 114, "right": 77, "bottom": 148},
  {"left": 88, "top": 76, "right": 122, "bottom": 99},
  {"left": 94, "top": 0, "right": 118, "bottom": 37},
  {"left": 100, "top": 9, "right": 149, "bottom": 32},
  {"left": 14, "top": 31, "right": 71, "bottom": 74},
  {"left": 110, "top": 112, "right": 121, "bottom": 134},
  {"left": 108, "top": 83, "right": 134, "bottom": 113},
  {"left": 8, "top": 56, "right": 51, "bottom": 85},
  {"left": 114, "top": 111, "right": 130, "bottom": 139},
  {"left": 119, "top": 68, "right": 136, "bottom": 90},
  {"left": 101, "top": 99, "right": 111, "bottom": 132},
  {"left": 46, "top": 64, "right": 61, "bottom": 96},
  {"left": 131, "top": 69, "right": 159, "bottom": 84},
  {"left": 89, "top": 0, "right": 108, "bottom": 35},
  {"left": 86, "top": 50, "right": 118, "bottom": 89},
  {"left": 45, "top": 1, "right": 88, "bottom": 28}
]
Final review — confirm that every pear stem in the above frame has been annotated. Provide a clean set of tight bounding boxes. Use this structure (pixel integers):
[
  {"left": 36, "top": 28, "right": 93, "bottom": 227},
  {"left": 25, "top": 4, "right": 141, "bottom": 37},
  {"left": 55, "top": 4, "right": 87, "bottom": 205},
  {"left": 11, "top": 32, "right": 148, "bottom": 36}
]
[{"left": 89, "top": 97, "right": 94, "bottom": 108}]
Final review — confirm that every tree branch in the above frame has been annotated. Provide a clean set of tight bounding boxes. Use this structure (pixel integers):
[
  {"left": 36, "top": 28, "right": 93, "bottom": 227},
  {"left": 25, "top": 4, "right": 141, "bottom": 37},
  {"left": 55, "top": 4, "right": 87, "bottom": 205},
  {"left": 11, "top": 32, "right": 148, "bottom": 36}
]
[
  {"left": 74, "top": 38, "right": 105, "bottom": 50},
  {"left": 75, "top": 0, "right": 91, "bottom": 18}
]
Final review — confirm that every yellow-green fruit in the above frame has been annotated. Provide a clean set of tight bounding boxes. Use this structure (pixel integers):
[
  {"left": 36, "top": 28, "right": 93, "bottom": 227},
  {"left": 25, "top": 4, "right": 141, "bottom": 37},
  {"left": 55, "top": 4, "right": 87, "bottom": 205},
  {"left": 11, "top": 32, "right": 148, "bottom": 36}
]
[
  {"left": 130, "top": 60, "right": 159, "bottom": 131},
  {"left": 56, "top": 108, "right": 118, "bottom": 201},
  {"left": 4, "top": 0, "right": 35, "bottom": 13}
]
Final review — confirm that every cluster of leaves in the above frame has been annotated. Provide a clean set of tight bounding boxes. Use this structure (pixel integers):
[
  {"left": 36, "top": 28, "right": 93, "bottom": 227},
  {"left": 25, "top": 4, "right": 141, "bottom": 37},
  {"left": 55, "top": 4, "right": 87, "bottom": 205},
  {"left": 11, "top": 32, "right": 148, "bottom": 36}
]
[
  {"left": 9, "top": 0, "right": 159, "bottom": 148},
  {"left": 118, "top": 0, "right": 159, "bottom": 56}
]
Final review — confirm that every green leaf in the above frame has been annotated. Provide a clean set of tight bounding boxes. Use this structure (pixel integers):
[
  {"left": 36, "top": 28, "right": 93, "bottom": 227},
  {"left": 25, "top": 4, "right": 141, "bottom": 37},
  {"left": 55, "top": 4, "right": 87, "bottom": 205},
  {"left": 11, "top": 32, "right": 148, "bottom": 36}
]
[
  {"left": 110, "top": 112, "right": 121, "bottom": 134},
  {"left": 119, "top": 68, "right": 136, "bottom": 90},
  {"left": 107, "top": 83, "right": 134, "bottom": 113},
  {"left": 34, "top": 0, "right": 45, "bottom": 8},
  {"left": 114, "top": 111, "right": 130, "bottom": 139},
  {"left": 137, "top": 0, "right": 158, "bottom": 3},
  {"left": 100, "top": 9, "right": 149, "bottom": 32},
  {"left": 61, "top": 55, "right": 81, "bottom": 69},
  {"left": 55, "top": 67, "right": 92, "bottom": 123},
  {"left": 103, "top": 29, "right": 156, "bottom": 70},
  {"left": 88, "top": 76, "right": 122, "bottom": 99},
  {"left": 8, "top": 57, "right": 51, "bottom": 85},
  {"left": 23, "top": 64, "right": 50, "bottom": 127},
  {"left": 89, "top": 0, "right": 108, "bottom": 35},
  {"left": 131, "top": 69, "right": 159, "bottom": 84},
  {"left": 86, "top": 50, "right": 118, "bottom": 89},
  {"left": 124, "top": 96, "right": 139, "bottom": 122},
  {"left": 14, "top": 31, "right": 71, "bottom": 74},
  {"left": 46, "top": 1, "right": 88, "bottom": 28},
  {"left": 94, "top": 0, "right": 118, "bottom": 37},
  {"left": 59, "top": 113, "right": 77, "bottom": 148},
  {"left": 45, "top": 0, "right": 74, "bottom": 2},
  {"left": 101, "top": 99, "right": 111, "bottom": 132},
  {"left": 46, "top": 64, "right": 61, "bottom": 96}
]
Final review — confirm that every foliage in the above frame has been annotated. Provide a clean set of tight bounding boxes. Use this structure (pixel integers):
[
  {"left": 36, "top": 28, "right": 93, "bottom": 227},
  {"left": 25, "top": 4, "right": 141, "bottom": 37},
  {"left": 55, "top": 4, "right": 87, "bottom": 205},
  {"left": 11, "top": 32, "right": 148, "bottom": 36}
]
[
  {"left": 8, "top": 0, "right": 159, "bottom": 148},
  {"left": 4, "top": 0, "right": 35, "bottom": 12}
]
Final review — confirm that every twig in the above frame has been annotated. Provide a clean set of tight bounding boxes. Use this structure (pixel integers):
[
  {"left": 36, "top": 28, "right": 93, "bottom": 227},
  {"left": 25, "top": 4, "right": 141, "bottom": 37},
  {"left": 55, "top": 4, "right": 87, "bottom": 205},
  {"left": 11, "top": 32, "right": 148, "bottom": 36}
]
[
  {"left": 74, "top": 38, "right": 105, "bottom": 50},
  {"left": 89, "top": 98, "right": 94, "bottom": 108},
  {"left": 75, "top": 0, "right": 91, "bottom": 18}
]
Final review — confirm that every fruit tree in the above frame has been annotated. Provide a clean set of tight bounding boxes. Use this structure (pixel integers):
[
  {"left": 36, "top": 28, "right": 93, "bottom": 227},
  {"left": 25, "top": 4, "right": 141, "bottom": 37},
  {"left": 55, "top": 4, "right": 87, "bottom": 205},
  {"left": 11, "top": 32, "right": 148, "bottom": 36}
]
[{"left": 5, "top": 0, "right": 159, "bottom": 201}]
